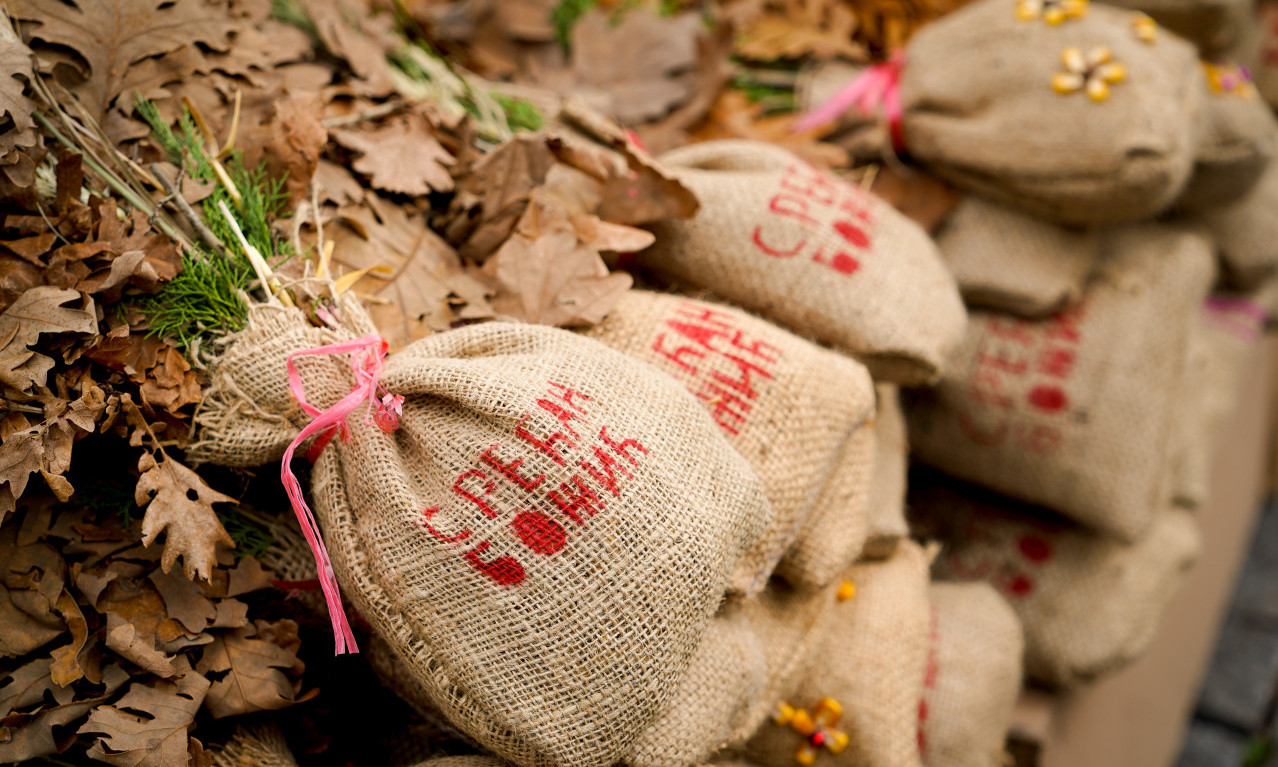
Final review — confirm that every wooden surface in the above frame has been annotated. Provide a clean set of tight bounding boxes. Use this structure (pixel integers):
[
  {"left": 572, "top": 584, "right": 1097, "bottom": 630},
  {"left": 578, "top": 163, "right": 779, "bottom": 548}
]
[{"left": 1010, "top": 336, "right": 1276, "bottom": 767}]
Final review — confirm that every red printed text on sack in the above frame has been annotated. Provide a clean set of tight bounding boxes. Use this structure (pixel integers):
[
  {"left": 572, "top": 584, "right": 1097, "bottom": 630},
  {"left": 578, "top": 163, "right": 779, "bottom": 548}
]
[
  {"left": 649, "top": 302, "right": 783, "bottom": 436},
  {"left": 417, "top": 381, "right": 648, "bottom": 587},
  {"left": 751, "top": 162, "right": 875, "bottom": 276},
  {"left": 955, "top": 302, "right": 1085, "bottom": 455},
  {"left": 940, "top": 507, "right": 1059, "bottom": 599},
  {"left": 916, "top": 605, "right": 940, "bottom": 758}
]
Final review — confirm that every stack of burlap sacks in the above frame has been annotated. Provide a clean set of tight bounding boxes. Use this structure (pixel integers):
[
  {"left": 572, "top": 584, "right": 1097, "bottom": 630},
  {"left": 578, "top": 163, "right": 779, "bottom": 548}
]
[
  {"left": 800, "top": 0, "right": 1276, "bottom": 695},
  {"left": 215, "top": 2, "right": 1278, "bottom": 764}
]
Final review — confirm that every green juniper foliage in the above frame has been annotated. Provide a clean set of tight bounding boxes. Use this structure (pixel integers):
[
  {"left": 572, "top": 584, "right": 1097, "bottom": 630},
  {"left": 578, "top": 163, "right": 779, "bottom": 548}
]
[{"left": 134, "top": 98, "right": 293, "bottom": 351}]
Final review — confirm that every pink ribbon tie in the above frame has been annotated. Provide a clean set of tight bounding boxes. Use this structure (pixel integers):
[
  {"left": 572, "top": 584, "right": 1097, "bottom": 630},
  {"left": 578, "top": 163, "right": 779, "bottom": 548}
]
[
  {"left": 793, "top": 52, "right": 907, "bottom": 154},
  {"left": 280, "top": 333, "right": 400, "bottom": 655}
]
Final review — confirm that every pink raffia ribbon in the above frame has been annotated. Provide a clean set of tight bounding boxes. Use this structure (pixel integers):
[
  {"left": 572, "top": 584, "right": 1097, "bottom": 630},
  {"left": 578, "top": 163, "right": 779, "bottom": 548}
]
[
  {"left": 793, "top": 52, "right": 907, "bottom": 154},
  {"left": 1205, "top": 296, "right": 1268, "bottom": 342},
  {"left": 280, "top": 333, "right": 404, "bottom": 655}
]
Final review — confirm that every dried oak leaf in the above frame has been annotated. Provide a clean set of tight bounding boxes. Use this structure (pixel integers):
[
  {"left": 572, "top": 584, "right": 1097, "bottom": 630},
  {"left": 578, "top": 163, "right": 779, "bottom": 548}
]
[
  {"left": 134, "top": 452, "right": 235, "bottom": 581},
  {"left": 9, "top": 0, "right": 236, "bottom": 130},
  {"left": 734, "top": 9, "right": 866, "bottom": 61},
  {"left": 79, "top": 659, "right": 210, "bottom": 767},
  {"left": 195, "top": 620, "right": 302, "bottom": 719},
  {"left": 49, "top": 590, "right": 91, "bottom": 686},
  {"left": 0, "top": 384, "right": 106, "bottom": 521},
  {"left": 335, "top": 115, "right": 455, "bottom": 196},
  {"left": 0, "top": 19, "right": 39, "bottom": 155},
  {"left": 481, "top": 196, "right": 632, "bottom": 327},
  {"left": 0, "top": 664, "right": 129, "bottom": 763},
  {"left": 0, "top": 286, "right": 97, "bottom": 394},
  {"left": 562, "top": 9, "right": 703, "bottom": 124}
]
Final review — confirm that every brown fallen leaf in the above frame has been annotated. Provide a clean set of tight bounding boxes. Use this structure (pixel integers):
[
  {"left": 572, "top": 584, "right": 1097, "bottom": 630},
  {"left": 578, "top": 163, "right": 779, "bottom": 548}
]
[
  {"left": 0, "top": 582, "right": 64, "bottom": 657},
  {"left": 481, "top": 196, "right": 633, "bottom": 327},
  {"left": 134, "top": 451, "right": 235, "bottom": 581},
  {"left": 335, "top": 114, "right": 456, "bottom": 196},
  {"left": 79, "top": 658, "right": 210, "bottom": 767},
  {"left": 195, "top": 620, "right": 302, "bottom": 719},
  {"left": 734, "top": 9, "right": 866, "bottom": 61},
  {"left": 103, "top": 612, "right": 179, "bottom": 678},
  {"left": 0, "top": 384, "right": 107, "bottom": 520},
  {"left": 0, "top": 663, "right": 129, "bottom": 763},
  {"left": 49, "top": 590, "right": 91, "bottom": 686},
  {"left": 0, "top": 286, "right": 97, "bottom": 394},
  {"left": 9, "top": 0, "right": 236, "bottom": 133},
  {"left": 0, "top": 18, "right": 39, "bottom": 156},
  {"left": 148, "top": 569, "right": 217, "bottom": 635}
]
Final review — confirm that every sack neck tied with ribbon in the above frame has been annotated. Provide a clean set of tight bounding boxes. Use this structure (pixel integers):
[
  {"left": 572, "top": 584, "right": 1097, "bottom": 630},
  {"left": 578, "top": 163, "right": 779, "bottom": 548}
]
[
  {"left": 281, "top": 333, "right": 405, "bottom": 655},
  {"left": 794, "top": 52, "right": 906, "bottom": 154}
]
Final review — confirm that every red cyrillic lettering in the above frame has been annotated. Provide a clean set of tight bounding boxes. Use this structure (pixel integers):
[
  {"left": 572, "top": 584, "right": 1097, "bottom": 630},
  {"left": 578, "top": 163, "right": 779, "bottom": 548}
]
[
  {"left": 481, "top": 445, "right": 545, "bottom": 491},
  {"left": 453, "top": 469, "right": 498, "bottom": 519}
]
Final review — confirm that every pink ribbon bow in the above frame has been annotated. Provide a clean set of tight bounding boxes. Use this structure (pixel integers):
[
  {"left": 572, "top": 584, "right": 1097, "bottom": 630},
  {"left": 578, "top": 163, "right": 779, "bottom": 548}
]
[
  {"left": 793, "top": 52, "right": 907, "bottom": 154},
  {"left": 280, "top": 333, "right": 404, "bottom": 655}
]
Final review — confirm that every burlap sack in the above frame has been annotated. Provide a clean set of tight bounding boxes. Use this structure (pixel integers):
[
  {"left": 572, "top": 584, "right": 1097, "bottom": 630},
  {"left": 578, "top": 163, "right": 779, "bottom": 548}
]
[
  {"left": 1177, "top": 66, "right": 1276, "bottom": 210},
  {"left": 212, "top": 724, "right": 298, "bottom": 767},
  {"left": 638, "top": 140, "right": 967, "bottom": 386},
  {"left": 862, "top": 384, "right": 908, "bottom": 561},
  {"left": 1201, "top": 149, "right": 1278, "bottom": 288},
  {"left": 935, "top": 196, "right": 1099, "bottom": 318},
  {"left": 627, "top": 577, "right": 848, "bottom": 767},
  {"left": 188, "top": 298, "right": 772, "bottom": 767},
  {"left": 889, "top": 0, "right": 1204, "bottom": 225},
  {"left": 585, "top": 290, "right": 876, "bottom": 594},
  {"left": 1168, "top": 314, "right": 1211, "bottom": 509},
  {"left": 1100, "top": 0, "right": 1252, "bottom": 56},
  {"left": 910, "top": 476, "right": 1202, "bottom": 688},
  {"left": 741, "top": 541, "right": 932, "bottom": 767},
  {"left": 905, "top": 223, "right": 1215, "bottom": 541},
  {"left": 774, "top": 423, "right": 876, "bottom": 587},
  {"left": 375, "top": 574, "right": 847, "bottom": 767},
  {"left": 918, "top": 583, "right": 1023, "bottom": 767}
]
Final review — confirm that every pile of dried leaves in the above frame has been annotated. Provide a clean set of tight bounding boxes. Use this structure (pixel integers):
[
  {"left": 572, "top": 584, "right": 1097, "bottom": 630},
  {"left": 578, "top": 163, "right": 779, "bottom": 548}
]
[{"left": 0, "top": 0, "right": 969, "bottom": 763}]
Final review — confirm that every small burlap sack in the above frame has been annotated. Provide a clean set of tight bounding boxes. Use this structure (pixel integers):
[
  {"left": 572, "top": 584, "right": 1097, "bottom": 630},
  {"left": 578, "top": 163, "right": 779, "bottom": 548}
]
[
  {"left": 188, "top": 298, "right": 772, "bottom": 767},
  {"left": 887, "top": 0, "right": 1204, "bottom": 225},
  {"left": 741, "top": 541, "right": 933, "bottom": 767},
  {"left": 638, "top": 139, "right": 967, "bottom": 385},
  {"left": 935, "top": 196, "right": 1099, "bottom": 318},
  {"left": 862, "top": 384, "right": 908, "bottom": 561},
  {"left": 905, "top": 223, "right": 1215, "bottom": 541},
  {"left": 910, "top": 476, "right": 1202, "bottom": 688},
  {"left": 774, "top": 423, "right": 876, "bottom": 587},
  {"left": 918, "top": 583, "right": 1023, "bottom": 767},
  {"left": 212, "top": 724, "right": 298, "bottom": 767},
  {"left": 374, "top": 575, "right": 847, "bottom": 767},
  {"left": 1100, "top": 0, "right": 1251, "bottom": 56},
  {"left": 1177, "top": 67, "right": 1276, "bottom": 210},
  {"left": 1201, "top": 148, "right": 1278, "bottom": 288},
  {"left": 585, "top": 290, "right": 876, "bottom": 594},
  {"left": 627, "top": 577, "right": 848, "bottom": 767}
]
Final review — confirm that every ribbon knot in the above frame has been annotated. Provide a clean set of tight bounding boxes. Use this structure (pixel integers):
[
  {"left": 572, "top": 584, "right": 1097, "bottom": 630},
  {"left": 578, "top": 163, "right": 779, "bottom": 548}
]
[
  {"left": 280, "top": 333, "right": 400, "bottom": 655},
  {"left": 793, "top": 52, "right": 906, "bottom": 154}
]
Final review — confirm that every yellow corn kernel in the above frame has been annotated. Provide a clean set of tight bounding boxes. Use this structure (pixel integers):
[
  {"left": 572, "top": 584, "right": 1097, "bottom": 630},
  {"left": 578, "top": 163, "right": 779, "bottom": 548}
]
[
  {"left": 1099, "top": 62, "right": 1127, "bottom": 83},
  {"left": 837, "top": 580, "right": 857, "bottom": 601},
  {"left": 1086, "top": 77, "right": 1111, "bottom": 102},
  {"left": 1053, "top": 72, "right": 1084, "bottom": 94}
]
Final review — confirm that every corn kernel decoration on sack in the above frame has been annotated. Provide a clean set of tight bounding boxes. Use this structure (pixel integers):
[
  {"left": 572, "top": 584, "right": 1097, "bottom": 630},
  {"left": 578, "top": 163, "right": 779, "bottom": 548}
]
[
  {"left": 741, "top": 542, "right": 932, "bottom": 767},
  {"left": 1177, "top": 64, "right": 1276, "bottom": 210},
  {"left": 910, "top": 476, "right": 1201, "bottom": 688},
  {"left": 917, "top": 583, "right": 1023, "bottom": 767},
  {"left": 585, "top": 290, "right": 876, "bottom": 594},
  {"left": 638, "top": 139, "right": 967, "bottom": 385},
  {"left": 904, "top": 224, "right": 1214, "bottom": 541},
  {"left": 188, "top": 298, "right": 772, "bottom": 767},
  {"left": 830, "top": 0, "right": 1203, "bottom": 225},
  {"left": 935, "top": 196, "right": 1099, "bottom": 318}
]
